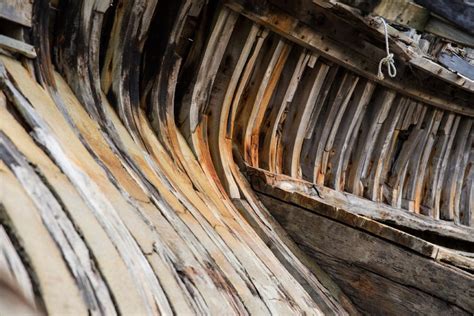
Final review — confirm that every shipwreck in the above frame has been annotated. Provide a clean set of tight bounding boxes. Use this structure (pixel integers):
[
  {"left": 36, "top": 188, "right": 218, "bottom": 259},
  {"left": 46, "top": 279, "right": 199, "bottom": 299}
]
[{"left": 0, "top": 0, "right": 473, "bottom": 314}]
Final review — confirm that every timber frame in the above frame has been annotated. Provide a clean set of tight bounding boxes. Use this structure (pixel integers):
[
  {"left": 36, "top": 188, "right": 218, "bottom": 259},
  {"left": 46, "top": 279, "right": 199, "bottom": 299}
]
[{"left": 0, "top": 0, "right": 472, "bottom": 314}]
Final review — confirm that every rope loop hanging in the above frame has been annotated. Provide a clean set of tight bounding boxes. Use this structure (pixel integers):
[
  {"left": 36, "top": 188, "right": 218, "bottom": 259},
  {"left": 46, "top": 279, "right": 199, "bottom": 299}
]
[{"left": 377, "top": 17, "right": 397, "bottom": 80}]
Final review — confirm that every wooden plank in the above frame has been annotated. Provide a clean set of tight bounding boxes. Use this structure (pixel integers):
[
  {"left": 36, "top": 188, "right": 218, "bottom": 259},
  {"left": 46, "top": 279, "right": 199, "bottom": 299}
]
[
  {"left": 0, "top": 161, "right": 88, "bottom": 315},
  {"left": 0, "top": 225, "right": 36, "bottom": 311},
  {"left": 0, "top": 56, "right": 172, "bottom": 315},
  {"left": 0, "top": 0, "right": 32, "bottom": 27},
  {"left": 0, "top": 100, "right": 150, "bottom": 316},
  {"left": 0, "top": 132, "right": 116, "bottom": 314},
  {"left": 373, "top": 0, "right": 429, "bottom": 30},
  {"left": 415, "top": 0, "right": 474, "bottom": 35},
  {"left": 256, "top": 193, "right": 474, "bottom": 313},
  {"left": 425, "top": 16, "right": 474, "bottom": 48},
  {"left": 301, "top": 244, "right": 469, "bottom": 315}
]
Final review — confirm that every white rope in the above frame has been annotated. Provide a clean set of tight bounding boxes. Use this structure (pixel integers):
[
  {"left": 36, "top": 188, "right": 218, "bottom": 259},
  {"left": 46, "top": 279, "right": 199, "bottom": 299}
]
[{"left": 377, "top": 17, "right": 397, "bottom": 80}]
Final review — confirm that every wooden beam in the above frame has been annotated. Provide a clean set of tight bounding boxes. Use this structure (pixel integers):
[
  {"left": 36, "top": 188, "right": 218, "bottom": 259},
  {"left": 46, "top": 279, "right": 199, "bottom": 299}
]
[
  {"left": 246, "top": 166, "right": 474, "bottom": 245},
  {"left": 425, "top": 16, "right": 474, "bottom": 48},
  {"left": 257, "top": 192, "right": 474, "bottom": 313},
  {"left": 0, "top": 0, "right": 32, "bottom": 27},
  {"left": 0, "top": 35, "right": 35, "bottom": 58}
]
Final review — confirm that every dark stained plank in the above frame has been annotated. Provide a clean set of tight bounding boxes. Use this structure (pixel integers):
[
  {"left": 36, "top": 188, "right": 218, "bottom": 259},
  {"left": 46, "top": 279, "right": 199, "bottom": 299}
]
[{"left": 256, "top": 193, "right": 474, "bottom": 313}]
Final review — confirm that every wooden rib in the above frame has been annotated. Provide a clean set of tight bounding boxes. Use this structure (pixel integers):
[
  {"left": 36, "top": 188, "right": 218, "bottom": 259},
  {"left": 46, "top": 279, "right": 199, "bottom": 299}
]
[
  {"left": 401, "top": 109, "right": 443, "bottom": 212},
  {"left": 385, "top": 101, "right": 427, "bottom": 208},
  {"left": 419, "top": 113, "right": 457, "bottom": 218},
  {"left": 245, "top": 40, "right": 291, "bottom": 167},
  {"left": 183, "top": 7, "right": 238, "bottom": 138},
  {"left": 225, "top": 0, "right": 474, "bottom": 117},
  {"left": 460, "top": 149, "right": 474, "bottom": 226},
  {"left": 312, "top": 72, "right": 359, "bottom": 185},
  {"left": 232, "top": 33, "right": 282, "bottom": 161},
  {"left": 281, "top": 58, "right": 329, "bottom": 178},
  {"left": 267, "top": 50, "right": 310, "bottom": 174},
  {"left": 448, "top": 124, "right": 474, "bottom": 224},
  {"left": 215, "top": 22, "right": 261, "bottom": 198},
  {"left": 407, "top": 110, "right": 444, "bottom": 212}
]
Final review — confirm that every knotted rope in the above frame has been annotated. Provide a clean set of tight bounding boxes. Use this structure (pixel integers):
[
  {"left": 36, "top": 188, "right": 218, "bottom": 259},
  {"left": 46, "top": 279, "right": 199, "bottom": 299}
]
[{"left": 377, "top": 17, "right": 397, "bottom": 80}]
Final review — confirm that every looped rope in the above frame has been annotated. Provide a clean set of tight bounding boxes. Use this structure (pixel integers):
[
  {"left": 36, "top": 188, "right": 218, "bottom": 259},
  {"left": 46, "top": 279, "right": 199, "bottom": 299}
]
[{"left": 377, "top": 17, "right": 397, "bottom": 80}]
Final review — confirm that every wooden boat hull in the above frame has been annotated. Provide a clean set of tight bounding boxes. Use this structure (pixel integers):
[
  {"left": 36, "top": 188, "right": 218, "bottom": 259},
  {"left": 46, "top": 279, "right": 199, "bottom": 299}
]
[
  {"left": 0, "top": 0, "right": 473, "bottom": 314},
  {"left": 248, "top": 167, "right": 474, "bottom": 315}
]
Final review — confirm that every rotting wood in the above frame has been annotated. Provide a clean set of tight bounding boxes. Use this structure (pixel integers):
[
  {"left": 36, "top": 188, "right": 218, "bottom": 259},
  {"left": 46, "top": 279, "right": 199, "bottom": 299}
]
[
  {"left": 0, "top": 0, "right": 32, "bottom": 27},
  {"left": 255, "top": 192, "right": 474, "bottom": 313}
]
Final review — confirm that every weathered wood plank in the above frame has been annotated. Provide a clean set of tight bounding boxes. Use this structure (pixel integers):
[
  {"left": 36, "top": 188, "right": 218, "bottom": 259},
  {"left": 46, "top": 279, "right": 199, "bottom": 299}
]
[
  {"left": 0, "top": 161, "right": 88, "bottom": 315},
  {"left": 0, "top": 35, "right": 35, "bottom": 58},
  {"left": 0, "top": 225, "right": 36, "bottom": 311},
  {"left": 438, "top": 52, "right": 474, "bottom": 81},
  {"left": 256, "top": 193, "right": 474, "bottom": 313},
  {"left": 0, "top": 132, "right": 116, "bottom": 315},
  {"left": 0, "top": 0, "right": 32, "bottom": 27},
  {"left": 246, "top": 166, "right": 474, "bottom": 244},
  {"left": 0, "top": 98, "right": 150, "bottom": 316},
  {"left": 301, "top": 245, "right": 469, "bottom": 315}
]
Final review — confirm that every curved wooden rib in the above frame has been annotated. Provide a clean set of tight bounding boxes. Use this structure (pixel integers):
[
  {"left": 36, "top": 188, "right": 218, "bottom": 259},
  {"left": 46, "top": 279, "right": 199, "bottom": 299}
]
[{"left": 0, "top": 0, "right": 472, "bottom": 315}]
